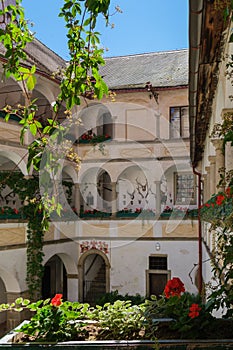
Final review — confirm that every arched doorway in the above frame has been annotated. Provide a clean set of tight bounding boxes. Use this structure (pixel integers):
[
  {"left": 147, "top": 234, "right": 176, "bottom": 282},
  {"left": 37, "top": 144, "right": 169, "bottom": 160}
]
[
  {"left": 42, "top": 255, "right": 67, "bottom": 300},
  {"left": 97, "top": 170, "right": 112, "bottom": 212},
  {"left": 78, "top": 249, "right": 110, "bottom": 304},
  {"left": 0, "top": 277, "right": 7, "bottom": 336}
]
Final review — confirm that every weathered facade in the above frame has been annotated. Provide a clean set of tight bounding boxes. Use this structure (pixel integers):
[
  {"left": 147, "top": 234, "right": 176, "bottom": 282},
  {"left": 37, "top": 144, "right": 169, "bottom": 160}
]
[
  {"left": 0, "top": 32, "right": 199, "bottom": 333},
  {"left": 189, "top": 0, "right": 233, "bottom": 301}
]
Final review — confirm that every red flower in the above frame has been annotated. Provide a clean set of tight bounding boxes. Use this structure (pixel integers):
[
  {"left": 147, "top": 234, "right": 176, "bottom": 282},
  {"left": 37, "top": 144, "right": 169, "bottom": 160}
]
[
  {"left": 13, "top": 208, "right": 19, "bottom": 214},
  {"left": 51, "top": 294, "right": 62, "bottom": 306},
  {"left": 216, "top": 194, "right": 225, "bottom": 206},
  {"left": 188, "top": 303, "right": 201, "bottom": 318},
  {"left": 164, "top": 277, "right": 185, "bottom": 298},
  {"left": 225, "top": 187, "right": 232, "bottom": 198}
]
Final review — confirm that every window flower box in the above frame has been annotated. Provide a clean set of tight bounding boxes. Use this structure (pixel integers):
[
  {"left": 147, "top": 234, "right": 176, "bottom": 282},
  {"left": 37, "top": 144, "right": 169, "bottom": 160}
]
[
  {"left": 160, "top": 212, "right": 172, "bottom": 218},
  {"left": 0, "top": 206, "right": 24, "bottom": 220},
  {"left": 116, "top": 209, "right": 155, "bottom": 219},
  {"left": 79, "top": 210, "right": 111, "bottom": 219},
  {"left": 116, "top": 210, "right": 139, "bottom": 218},
  {"left": 77, "top": 133, "right": 111, "bottom": 144}
]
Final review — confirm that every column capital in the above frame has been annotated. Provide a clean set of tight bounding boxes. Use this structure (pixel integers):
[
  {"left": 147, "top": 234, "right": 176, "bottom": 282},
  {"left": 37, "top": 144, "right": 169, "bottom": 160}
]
[
  {"left": 211, "top": 138, "right": 223, "bottom": 152},
  {"left": 208, "top": 155, "right": 216, "bottom": 164}
]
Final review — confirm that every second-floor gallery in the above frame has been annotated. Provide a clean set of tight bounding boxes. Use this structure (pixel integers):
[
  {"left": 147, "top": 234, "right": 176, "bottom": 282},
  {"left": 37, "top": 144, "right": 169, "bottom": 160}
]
[{"left": 0, "top": 45, "right": 200, "bottom": 331}]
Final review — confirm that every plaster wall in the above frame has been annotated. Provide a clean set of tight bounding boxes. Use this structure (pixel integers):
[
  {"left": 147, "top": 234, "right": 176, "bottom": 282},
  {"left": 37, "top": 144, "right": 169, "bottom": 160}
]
[{"left": 109, "top": 239, "right": 198, "bottom": 297}]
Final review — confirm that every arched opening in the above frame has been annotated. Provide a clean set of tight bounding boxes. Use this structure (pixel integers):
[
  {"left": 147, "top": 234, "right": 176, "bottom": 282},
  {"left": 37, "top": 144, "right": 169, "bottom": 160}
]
[
  {"left": 78, "top": 249, "right": 110, "bottom": 304},
  {"left": 42, "top": 255, "right": 67, "bottom": 300},
  {"left": 0, "top": 277, "right": 7, "bottom": 337},
  {"left": 83, "top": 253, "right": 106, "bottom": 305},
  {"left": 97, "top": 111, "right": 113, "bottom": 139},
  {"left": 97, "top": 170, "right": 112, "bottom": 212}
]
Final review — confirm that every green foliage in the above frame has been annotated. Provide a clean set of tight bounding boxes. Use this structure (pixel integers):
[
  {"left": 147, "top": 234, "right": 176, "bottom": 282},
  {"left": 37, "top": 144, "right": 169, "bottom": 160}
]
[
  {"left": 95, "top": 290, "right": 145, "bottom": 306},
  {"left": 0, "top": 0, "right": 113, "bottom": 300},
  {"left": 1, "top": 296, "right": 148, "bottom": 342},
  {"left": 17, "top": 298, "right": 92, "bottom": 342},
  {"left": 201, "top": 187, "right": 233, "bottom": 317},
  {"left": 1, "top": 287, "right": 233, "bottom": 342},
  {"left": 144, "top": 293, "right": 214, "bottom": 339},
  {"left": 89, "top": 300, "right": 147, "bottom": 340},
  {"left": 0, "top": 171, "right": 74, "bottom": 300}
]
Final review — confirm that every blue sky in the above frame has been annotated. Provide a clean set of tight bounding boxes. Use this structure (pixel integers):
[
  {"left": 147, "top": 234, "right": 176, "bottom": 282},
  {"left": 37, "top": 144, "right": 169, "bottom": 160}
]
[{"left": 21, "top": 0, "right": 188, "bottom": 60}]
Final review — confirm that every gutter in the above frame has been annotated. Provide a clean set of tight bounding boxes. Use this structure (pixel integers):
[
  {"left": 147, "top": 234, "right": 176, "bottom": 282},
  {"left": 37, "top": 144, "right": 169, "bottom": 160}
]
[
  {"left": 189, "top": 0, "right": 203, "bottom": 166},
  {"left": 193, "top": 166, "right": 203, "bottom": 294},
  {"left": 189, "top": 0, "right": 203, "bottom": 294}
]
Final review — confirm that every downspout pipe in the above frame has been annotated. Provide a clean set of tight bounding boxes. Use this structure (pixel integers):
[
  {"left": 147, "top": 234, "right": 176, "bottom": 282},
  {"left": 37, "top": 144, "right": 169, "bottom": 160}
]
[
  {"left": 189, "top": 0, "right": 204, "bottom": 295},
  {"left": 189, "top": 0, "right": 203, "bottom": 164},
  {"left": 193, "top": 166, "right": 202, "bottom": 294}
]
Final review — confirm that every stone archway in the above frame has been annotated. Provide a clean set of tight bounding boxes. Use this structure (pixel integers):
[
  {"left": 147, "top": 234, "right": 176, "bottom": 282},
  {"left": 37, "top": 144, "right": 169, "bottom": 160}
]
[
  {"left": 42, "top": 255, "right": 67, "bottom": 300},
  {"left": 0, "top": 277, "right": 7, "bottom": 336},
  {"left": 78, "top": 249, "right": 110, "bottom": 304}
]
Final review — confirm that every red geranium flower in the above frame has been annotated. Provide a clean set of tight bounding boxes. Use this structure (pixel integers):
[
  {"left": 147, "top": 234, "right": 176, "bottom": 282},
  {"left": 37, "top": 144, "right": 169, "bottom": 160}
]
[
  {"left": 225, "top": 187, "right": 232, "bottom": 198},
  {"left": 164, "top": 277, "right": 185, "bottom": 298},
  {"left": 216, "top": 194, "right": 225, "bottom": 206},
  {"left": 188, "top": 303, "right": 201, "bottom": 318},
  {"left": 51, "top": 294, "right": 62, "bottom": 307}
]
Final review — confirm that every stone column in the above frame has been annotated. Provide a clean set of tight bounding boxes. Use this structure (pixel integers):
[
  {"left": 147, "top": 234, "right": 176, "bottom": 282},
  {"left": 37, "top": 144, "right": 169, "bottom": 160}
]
[
  {"left": 225, "top": 141, "right": 233, "bottom": 172},
  {"left": 66, "top": 274, "right": 79, "bottom": 301},
  {"left": 205, "top": 166, "right": 210, "bottom": 200},
  {"left": 202, "top": 174, "right": 208, "bottom": 203},
  {"left": 211, "top": 139, "right": 225, "bottom": 191},
  {"left": 208, "top": 156, "right": 216, "bottom": 197},
  {"left": 155, "top": 181, "right": 161, "bottom": 215},
  {"left": 74, "top": 183, "right": 81, "bottom": 213},
  {"left": 111, "top": 182, "right": 117, "bottom": 218}
]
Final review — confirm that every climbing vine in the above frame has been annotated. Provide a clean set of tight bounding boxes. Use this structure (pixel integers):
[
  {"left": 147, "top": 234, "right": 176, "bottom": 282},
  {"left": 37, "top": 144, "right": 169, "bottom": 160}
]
[
  {"left": 0, "top": 171, "right": 75, "bottom": 299},
  {"left": 0, "top": 0, "right": 118, "bottom": 298}
]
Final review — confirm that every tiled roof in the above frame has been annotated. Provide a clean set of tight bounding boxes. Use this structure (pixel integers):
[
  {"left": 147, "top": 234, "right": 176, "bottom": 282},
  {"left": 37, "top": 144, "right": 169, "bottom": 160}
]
[
  {"left": 24, "top": 38, "right": 66, "bottom": 74},
  {"left": 100, "top": 49, "right": 188, "bottom": 89},
  {"left": 0, "top": 38, "right": 66, "bottom": 76}
]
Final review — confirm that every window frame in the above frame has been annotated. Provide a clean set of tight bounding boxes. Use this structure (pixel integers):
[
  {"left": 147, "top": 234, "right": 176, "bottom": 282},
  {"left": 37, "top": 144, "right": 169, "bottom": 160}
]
[
  {"left": 146, "top": 254, "right": 171, "bottom": 297},
  {"left": 169, "top": 105, "right": 189, "bottom": 139},
  {"left": 174, "top": 172, "right": 196, "bottom": 205}
]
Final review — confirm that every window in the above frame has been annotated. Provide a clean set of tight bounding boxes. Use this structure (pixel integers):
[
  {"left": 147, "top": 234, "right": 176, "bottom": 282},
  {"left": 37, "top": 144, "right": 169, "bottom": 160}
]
[
  {"left": 146, "top": 255, "right": 170, "bottom": 297},
  {"left": 170, "top": 106, "right": 189, "bottom": 138},
  {"left": 175, "top": 173, "right": 196, "bottom": 205},
  {"left": 149, "top": 256, "right": 167, "bottom": 270}
]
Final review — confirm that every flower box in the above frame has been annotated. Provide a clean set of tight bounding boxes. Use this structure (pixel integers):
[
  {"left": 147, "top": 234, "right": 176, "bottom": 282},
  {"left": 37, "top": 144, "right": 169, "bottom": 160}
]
[
  {"left": 160, "top": 212, "right": 172, "bottom": 218},
  {"left": 116, "top": 211, "right": 139, "bottom": 218},
  {"left": 1, "top": 322, "right": 233, "bottom": 349},
  {"left": 0, "top": 213, "right": 24, "bottom": 220},
  {"left": 116, "top": 211, "right": 155, "bottom": 219},
  {"left": 78, "top": 135, "right": 111, "bottom": 144},
  {"left": 80, "top": 212, "right": 111, "bottom": 219}
]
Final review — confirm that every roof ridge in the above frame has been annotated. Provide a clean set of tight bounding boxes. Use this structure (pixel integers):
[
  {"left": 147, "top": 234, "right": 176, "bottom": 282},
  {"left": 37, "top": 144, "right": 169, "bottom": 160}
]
[{"left": 104, "top": 48, "right": 188, "bottom": 60}]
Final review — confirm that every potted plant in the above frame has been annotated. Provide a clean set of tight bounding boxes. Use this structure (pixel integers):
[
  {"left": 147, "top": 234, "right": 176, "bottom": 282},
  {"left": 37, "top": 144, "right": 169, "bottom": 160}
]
[{"left": 1, "top": 277, "right": 233, "bottom": 347}]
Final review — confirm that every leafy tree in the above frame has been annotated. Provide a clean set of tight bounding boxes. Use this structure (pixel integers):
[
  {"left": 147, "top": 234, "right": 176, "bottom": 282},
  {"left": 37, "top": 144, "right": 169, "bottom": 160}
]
[{"left": 0, "top": 0, "right": 116, "bottom": 299}]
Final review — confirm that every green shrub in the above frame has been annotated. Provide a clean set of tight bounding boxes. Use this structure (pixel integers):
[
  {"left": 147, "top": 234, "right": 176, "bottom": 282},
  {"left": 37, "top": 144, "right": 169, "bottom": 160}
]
[{"left": 95, "top": 290, "right": 145, "bottom": 306}]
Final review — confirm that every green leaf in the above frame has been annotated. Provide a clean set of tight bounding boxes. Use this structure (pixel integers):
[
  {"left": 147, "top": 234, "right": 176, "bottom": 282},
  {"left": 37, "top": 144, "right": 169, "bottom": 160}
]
[
  {"left": 29, "top": 123, "right": 37, "bottom": 136},
  {"left": 27, "top": 74, "right": 36, "bottom": 91},
  {"left": 15, "top": 297, "right": 23, "bottom": 304},
  {"left": 4, "top": 113, "right": 10, "bottom": 122}
]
